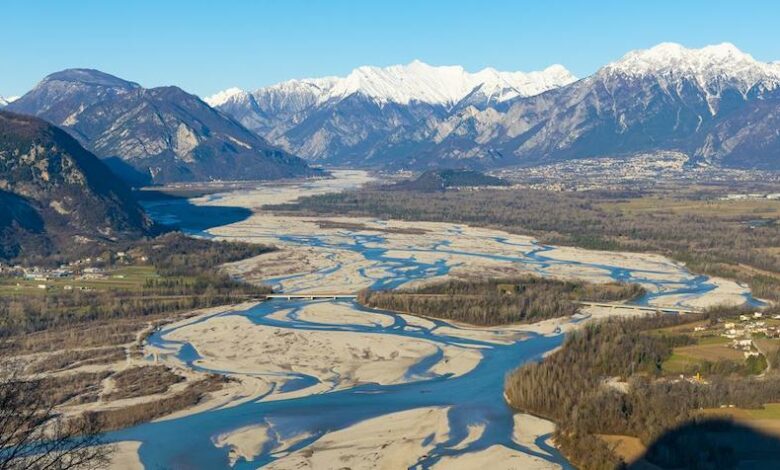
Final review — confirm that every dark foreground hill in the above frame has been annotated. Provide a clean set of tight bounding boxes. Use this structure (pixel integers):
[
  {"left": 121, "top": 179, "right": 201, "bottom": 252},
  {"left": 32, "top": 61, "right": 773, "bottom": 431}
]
[{"left": 0, "top": 111, "right": 154, "bottom": 263}]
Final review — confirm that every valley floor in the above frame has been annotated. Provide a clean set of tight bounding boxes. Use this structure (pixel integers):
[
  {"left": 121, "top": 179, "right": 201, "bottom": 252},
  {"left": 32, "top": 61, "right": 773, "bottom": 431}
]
[{"left": 86, "top": 170, "right": 763, "bottom": 469}]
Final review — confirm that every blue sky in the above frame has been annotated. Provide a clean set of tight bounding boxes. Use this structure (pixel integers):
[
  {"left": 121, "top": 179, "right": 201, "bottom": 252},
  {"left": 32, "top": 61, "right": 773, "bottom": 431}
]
[{"left": 2, "top": 0, "right": 778, "bottom": 97}]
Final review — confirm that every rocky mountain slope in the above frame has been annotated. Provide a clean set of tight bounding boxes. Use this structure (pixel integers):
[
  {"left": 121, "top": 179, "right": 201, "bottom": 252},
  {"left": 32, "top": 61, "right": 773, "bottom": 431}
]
[
  {"left": 211, "top": 44, "right": 780, "bottom": 171},
  {"left": 206, "top": 61, "right": 576, "bottom": 166},
  {"left": 0, "top": 110, "right": 154, "bottom": 262},
  {"left": 8, "top": 69, "right": 322, "bottom": 184},
  {"left": 444, "top": 42, "right": 780, "bottom": 169}
]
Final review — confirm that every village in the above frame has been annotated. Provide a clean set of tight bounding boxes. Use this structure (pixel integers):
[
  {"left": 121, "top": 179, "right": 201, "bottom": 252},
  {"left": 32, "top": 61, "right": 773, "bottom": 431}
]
[
  {"left": 0, "top": 251, "right": 150, "bottom": 293},
  {"left": 717, "top": 312, "right": 780, "bottom": 357},
  {"left": 654, "top": 310, "right": 780, "bottom": 383}
]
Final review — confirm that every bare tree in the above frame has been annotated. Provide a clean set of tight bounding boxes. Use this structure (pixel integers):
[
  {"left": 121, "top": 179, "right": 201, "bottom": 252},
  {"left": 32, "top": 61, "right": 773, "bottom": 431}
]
[{"left": 0, "top": 362, "right": 111, "bottom": 470}]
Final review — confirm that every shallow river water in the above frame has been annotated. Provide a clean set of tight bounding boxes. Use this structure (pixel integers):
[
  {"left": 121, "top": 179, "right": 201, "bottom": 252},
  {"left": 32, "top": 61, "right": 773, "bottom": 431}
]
[{"left": 114, "top": 172, "right": 757, "bottom": 469}]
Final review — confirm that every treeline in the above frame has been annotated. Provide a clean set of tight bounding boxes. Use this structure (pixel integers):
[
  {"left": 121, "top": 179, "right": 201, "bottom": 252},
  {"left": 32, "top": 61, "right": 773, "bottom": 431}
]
[
  {"left": 269, "top": 188, "right": 780, "bottom": 301},
  {"left": 0, "top": 274, "right": 266, "bottom": 338},
  {"left": 104, "top": 365, "right": 184, "bottom": 401},
  {"left": 137, "top": 232, "right": 274, "bottom": 277},
  {"left": 358, "top": 276, "right": 644, "bottom": 326},
  {"left": 504, "top": 312, "right": 780, "bottom": 469},
  {"left": 79, "top": 375, "right": 228, "bottom": 432}
]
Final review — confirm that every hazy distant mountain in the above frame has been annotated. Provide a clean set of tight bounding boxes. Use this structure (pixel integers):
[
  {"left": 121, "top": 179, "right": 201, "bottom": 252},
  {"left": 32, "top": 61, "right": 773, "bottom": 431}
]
[
  {"left": 206, "top": 61, "right": 576, "bottom": 166},
  {"left": 211, "top": 45, "right": 780, "bottom": 171},
  {"left": 8, "top": 69, "right": 322, "bottom": 184},
  {"left": 0, "top": 111, "right": 154, "bottom": 262}
]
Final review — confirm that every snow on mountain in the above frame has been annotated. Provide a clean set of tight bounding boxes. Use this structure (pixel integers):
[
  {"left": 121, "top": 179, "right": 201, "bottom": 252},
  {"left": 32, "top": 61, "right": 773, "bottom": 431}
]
[
  {"left": 307, "top": 60, "right": 575, "bottom": 106},
  {"left": 253, "top": 76, "right": 339, "bottom": 114},
  {"left": 204, "top": 87, "right": 247, "bottom": 107},
  {"left": 0, "top": 96, "right": 19, "bottom": 107},
  {"left": 326, "top": 60, "right": 467, "bottom": 105},
  {"left": 206, "top": 60, "right": 576, "bottom": 110},
  {"left": 600, "top": 42, "right": 780, "bottom": 93},
  {"left": 207, "top": 43, "right": 780, "bottom": 172},
  {"left": 469, "top": 65, "right": 577, "bottom": 102}
]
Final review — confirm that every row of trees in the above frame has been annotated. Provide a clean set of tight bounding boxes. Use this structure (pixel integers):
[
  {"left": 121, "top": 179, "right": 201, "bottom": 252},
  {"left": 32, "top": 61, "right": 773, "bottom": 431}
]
[
  {"left": 138, "top": 233, "right": 274, "bottom": 276},
  {"left": 358, "top": 276, "right": 644, "bottom": 326}
]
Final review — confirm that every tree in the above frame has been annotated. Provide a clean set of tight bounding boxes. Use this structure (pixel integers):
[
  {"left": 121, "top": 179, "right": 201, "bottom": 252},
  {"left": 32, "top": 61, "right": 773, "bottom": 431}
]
[{"left": 0, "top": 362, "right": 111, "bottom": 470}]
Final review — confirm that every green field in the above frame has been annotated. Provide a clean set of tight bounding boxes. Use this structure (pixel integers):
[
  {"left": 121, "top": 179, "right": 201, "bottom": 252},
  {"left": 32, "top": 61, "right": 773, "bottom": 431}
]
[
  {"left": 0, "top": 265, "right": 159, "bottom": 296},
  {"left": 663, "top": 352, "right": 708, "bottom": 374},
  {"left": 746, "top": 404, "right": 780, "bottom": 419},
  {"left": 703, "top": 403, "right": 780, "bottom": 425},
  {"left": 656, "top": 322, "right": 773, "bottom": 375}
]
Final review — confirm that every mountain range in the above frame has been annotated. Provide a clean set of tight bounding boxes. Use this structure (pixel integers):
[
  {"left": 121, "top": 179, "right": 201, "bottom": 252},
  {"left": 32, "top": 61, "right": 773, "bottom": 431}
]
[
  {"left": 205, "top": 61, "right": 577, "bottom": 167},
  {"left": 7, "top": 69, "right": 322, "bottom": 185},
  {"left": 5, "top": 42, "right": 780, "bottom": 179},
  {"left": 208, "top": 43, "right": 780, "bottom": 171},
  {"left": 0, "top": 110, "right": 154, "bottom": 262}
]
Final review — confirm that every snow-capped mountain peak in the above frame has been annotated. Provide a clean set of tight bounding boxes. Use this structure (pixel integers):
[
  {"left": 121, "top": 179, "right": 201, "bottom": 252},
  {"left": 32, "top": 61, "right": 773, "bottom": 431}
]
[
  {"left": 328, "top": 61, "right": 463, "bottom": 105},
  {"left": 262, "top": 76, "right": 339, "bottom": 95},
  {"left": 0, "top": 95, "right": 19, "bottom": 107},
  {"left": 205, "top": 61, "right": 576, "bottom": 112},
  {"left": 204, "top": 87, "right": 248, "bottom": 107},
  {"left": 472, "top": 64, "right": 578, "bottom": 101},
  {"left": 601, "top": 42, "right": 780, "bottom": 92},
  {"left": 322, "top": 60, "right": 576, "bottom": 106},
  {"left": 205, "top": 77, "right": 340, "bottom": 112}
]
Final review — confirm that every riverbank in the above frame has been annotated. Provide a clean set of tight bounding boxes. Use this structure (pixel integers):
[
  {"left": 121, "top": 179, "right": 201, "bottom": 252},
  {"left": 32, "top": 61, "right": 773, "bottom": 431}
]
[
  {"left": 104, "top": 293, "right": 667, "bottom": 469},
  {"left": 265, "top": 182, "right": 780, "bottom": 304},
  {"left": 211, "top": 213, "right": 750, "bottom": 310},
  {"left": 162, "top": 302, "right": 483, "bottom": 396},
  {"left": 101, "top": 170, "right": 762, "bottom": 468}
]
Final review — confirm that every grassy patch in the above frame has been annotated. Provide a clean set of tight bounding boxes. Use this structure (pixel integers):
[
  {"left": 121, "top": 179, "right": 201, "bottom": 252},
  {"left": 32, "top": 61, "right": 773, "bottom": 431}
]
[
  {"left": 697, "top": 335, "right": 731, "bottom": 345},
  {"left": 663, "top": 352, "right": 707, "bottom": 374},
  {"left": 661, "top": 338, "right": 751, "bottom": 375},
  {"left": 674, "top": 343, "right": 745, "bottom": 362},
  {"left": 598, "top": 434, "right": 646, "bottom": 464},
  {"left": 746, "top": 404, "right": 780, "bottom": 419},
  {"left": 703, "top": 404, "right": 780, "bottom": 423},
  {"left": 104, "top": 365, "right": 185, "bottom": 401}
]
